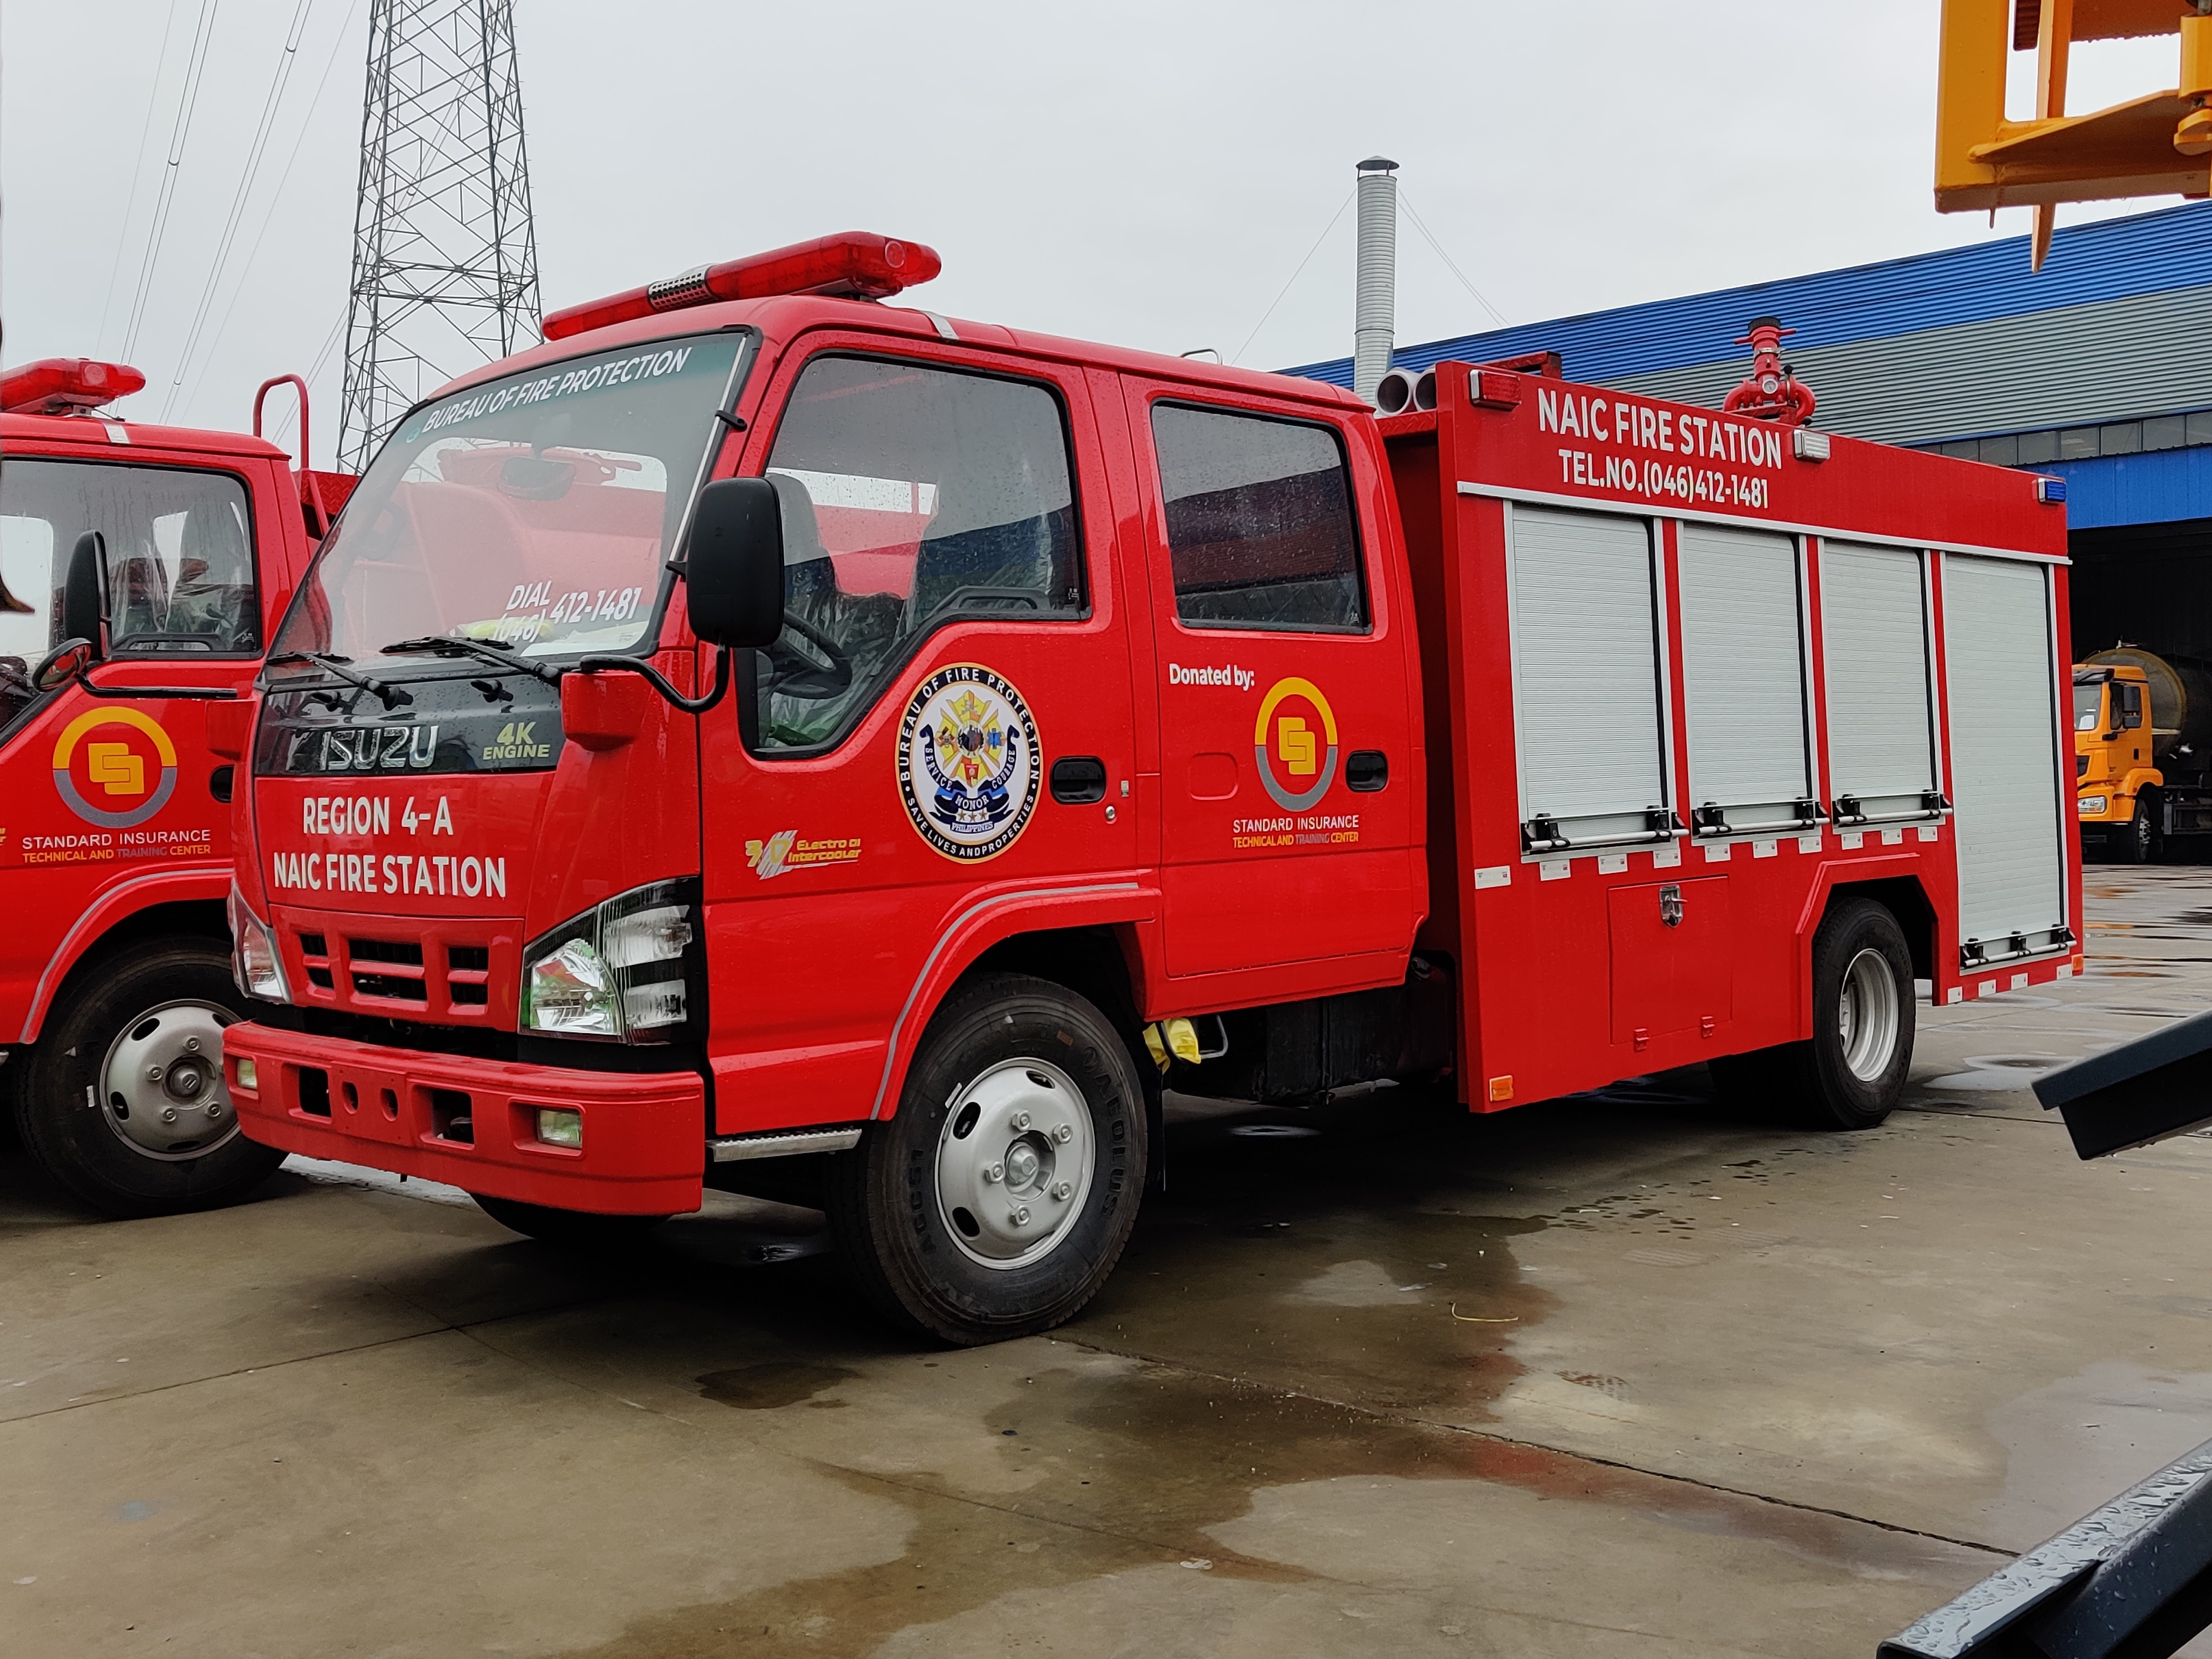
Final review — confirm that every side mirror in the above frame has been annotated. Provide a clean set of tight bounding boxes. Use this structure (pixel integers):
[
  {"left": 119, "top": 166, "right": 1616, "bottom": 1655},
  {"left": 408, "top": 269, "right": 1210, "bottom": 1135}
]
[
  {"left": 62, "top": 531, "right": 107, "bottom": 660},
  {"left": 33, "top": 639, "right": 94, "bottom": 692},
  {"left": 681, "top": 478, "right": 786, "bottom": 650}
]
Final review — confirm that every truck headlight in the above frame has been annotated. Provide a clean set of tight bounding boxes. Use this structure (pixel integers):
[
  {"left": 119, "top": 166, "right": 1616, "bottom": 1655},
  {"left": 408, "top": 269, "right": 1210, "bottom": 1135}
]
[
  {"left": 2079, "top": 795, "right": 2109, "bottom": 816},
  {"left": 520, "top": 879, "right": 697, "bottom": 1043},
  {"left": 228, "top": 881, "right": 289, "bottom": 1003}
]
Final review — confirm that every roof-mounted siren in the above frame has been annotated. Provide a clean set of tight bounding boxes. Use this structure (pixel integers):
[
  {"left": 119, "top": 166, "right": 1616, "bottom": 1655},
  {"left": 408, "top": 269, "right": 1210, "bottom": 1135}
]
[
  {"left": 542, "top": 232, "right": 945, "bottom": 341},
  {"left": 0, "top": 358, "right": 146, "bottom": 415},
  {"left": 1721, "top": 317, "right": 1815, "bottom": 428}
]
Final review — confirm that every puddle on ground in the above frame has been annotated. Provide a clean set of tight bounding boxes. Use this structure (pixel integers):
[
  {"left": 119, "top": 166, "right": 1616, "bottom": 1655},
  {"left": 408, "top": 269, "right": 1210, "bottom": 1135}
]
[
  {"left": 697, "top": 1361, "right": 859, "bottom": 1410},
  {"left": 567, "top": 1355, "right": 1977, "bottom": 1659},
  {"left": 559, "top": 1094, "right": 1979, "bottom": 1656},
  {"left": 1922, "top": 1055, "right": 2074, "bottom": 1091},
  {"left": 1070, "top": 1104, "right": 1556, "bottom": 1416},
  {"left": 1983, "top": 1360, "right": 2212, "bottom": 1552}
]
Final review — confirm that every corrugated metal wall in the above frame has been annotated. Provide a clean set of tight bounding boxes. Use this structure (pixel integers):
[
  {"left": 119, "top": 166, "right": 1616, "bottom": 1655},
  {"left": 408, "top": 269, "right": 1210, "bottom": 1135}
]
[
  {"left": 1284, "top": 202, "right": 2212, "bottom": 451},
  {"left": 1609, "top": 284, "right": 2212, "bottom": 446}
]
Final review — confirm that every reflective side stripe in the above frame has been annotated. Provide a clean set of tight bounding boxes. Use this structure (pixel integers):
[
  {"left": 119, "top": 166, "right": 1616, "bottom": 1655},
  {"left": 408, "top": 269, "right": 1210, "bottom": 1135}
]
[{"left": 869, "top": 880, "right": 1142, "bottom": 1119}]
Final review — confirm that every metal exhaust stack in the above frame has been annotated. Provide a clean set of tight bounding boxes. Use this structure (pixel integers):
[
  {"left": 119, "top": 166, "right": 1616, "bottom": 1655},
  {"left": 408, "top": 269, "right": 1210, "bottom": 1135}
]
[{"left": 1353, "top": 156, "right": 1399, "bottom": 406}]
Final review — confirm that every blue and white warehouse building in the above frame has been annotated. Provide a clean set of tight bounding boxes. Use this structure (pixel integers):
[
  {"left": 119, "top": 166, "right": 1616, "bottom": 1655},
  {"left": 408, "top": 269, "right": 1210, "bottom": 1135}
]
[{"left": 1288, "top": 202, "right": 2212, "bottom": 659}]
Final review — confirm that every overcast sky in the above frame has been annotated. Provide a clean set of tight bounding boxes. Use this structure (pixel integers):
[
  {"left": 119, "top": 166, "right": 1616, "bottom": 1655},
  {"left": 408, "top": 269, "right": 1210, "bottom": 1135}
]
[{"left": 0, "top": 2, "right": 2182, "bottom": 468}]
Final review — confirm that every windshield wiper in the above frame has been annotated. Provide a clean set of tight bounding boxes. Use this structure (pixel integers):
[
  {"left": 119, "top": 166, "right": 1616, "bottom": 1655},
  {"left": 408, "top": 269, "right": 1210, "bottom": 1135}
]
[
  {"left": 379, "top": 635, "right": 563, "bottom": 686},
  {"left": 263, "top": 650, "right": 413, "bottom": 709}
]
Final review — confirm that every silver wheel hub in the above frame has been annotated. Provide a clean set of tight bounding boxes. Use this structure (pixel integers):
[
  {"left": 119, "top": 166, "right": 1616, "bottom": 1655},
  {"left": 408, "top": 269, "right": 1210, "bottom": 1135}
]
[
  {"left": 98, "top": 999, "right": 241, "bottom": 1161},
  {"left": 1837, "top": 948, "right": 1901, "bottom": 1083},
  {"left": 935, "top": 1058, "right": 1094, "bottom": 1270}
]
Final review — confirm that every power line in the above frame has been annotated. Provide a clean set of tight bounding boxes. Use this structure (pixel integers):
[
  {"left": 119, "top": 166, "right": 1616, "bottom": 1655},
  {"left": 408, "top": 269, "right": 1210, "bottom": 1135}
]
[
  {"left": 162, "top": 0, "right": 318, "bottom": 422},
  {"left": 1399, "top": 189, "right": 1508, "bottom": 327},
  {"left": 1233, "top": 188, "right": 1354, "bottom": 367},
  {"left": 97, "top": 0, "right": 185, "bottom": 356},
  {"left": 339, "top": 0, "right": 542, "bottom": 470},
  {"left": 267, "top": 308, "right": 349, "bottom": 456},
  {"left": 121, "top": 0, "right": 223, "bottom": 365},
  {"left": 179, "top": 0, "right": 366, "bottom": 434}
]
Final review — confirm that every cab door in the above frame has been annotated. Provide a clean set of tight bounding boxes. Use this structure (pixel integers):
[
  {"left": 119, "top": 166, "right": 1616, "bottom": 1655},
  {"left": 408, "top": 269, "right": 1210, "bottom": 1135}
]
[
  {"left": 698, "top": 338, "right": 1139, "bottom": 1134},
  {"left": 1118, "top": 379, "right": 1419, "bottom": 1004},
  {"left": 0, "top": 450, "right": 274, "bottom": 1026}
]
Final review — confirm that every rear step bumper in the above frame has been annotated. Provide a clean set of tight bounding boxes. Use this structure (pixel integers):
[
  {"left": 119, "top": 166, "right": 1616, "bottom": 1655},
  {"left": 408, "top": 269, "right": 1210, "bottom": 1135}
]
[{"left": 224, "top": 1020, "right": 705, "bottom": 1214}]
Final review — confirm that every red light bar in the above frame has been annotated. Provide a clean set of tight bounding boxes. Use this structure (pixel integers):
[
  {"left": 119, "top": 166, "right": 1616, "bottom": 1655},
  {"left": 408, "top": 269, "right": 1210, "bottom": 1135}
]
[
  {"left": 0, "top": 357, "right": 146, "bottom": 415},
  {"left": 542, "top": 232, "right": 942, "bottom": 341}
]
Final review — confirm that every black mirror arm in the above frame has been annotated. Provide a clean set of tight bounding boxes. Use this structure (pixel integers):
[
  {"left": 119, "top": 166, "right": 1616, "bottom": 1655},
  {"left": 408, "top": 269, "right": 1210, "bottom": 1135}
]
[
  {"left": 571, "top": 645, "right": 731, "bottom": 715},
  {"left": 75, "top": 670, "right": 239, "bottom": 701}
]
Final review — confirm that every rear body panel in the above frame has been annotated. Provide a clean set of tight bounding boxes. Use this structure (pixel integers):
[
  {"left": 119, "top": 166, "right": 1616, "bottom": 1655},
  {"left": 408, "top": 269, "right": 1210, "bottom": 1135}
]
[{"left": 1385, "top": 363, "right": 2078, "bottom": 1110}]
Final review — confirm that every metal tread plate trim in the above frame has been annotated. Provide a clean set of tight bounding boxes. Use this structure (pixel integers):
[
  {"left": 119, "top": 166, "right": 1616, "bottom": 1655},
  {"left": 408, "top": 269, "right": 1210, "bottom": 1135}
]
[{"left": 709, "top": 1127, "right": 864, "bottom": 1162}]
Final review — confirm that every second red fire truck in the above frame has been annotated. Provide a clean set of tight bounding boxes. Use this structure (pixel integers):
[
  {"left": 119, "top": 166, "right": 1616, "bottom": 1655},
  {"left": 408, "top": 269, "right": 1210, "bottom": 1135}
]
[
  {"left": 0, "top": 362, "right": 346, "bottom": 1214},
  {"left": 219, "top": 233, "right": 2079, "bottom": 1343}
]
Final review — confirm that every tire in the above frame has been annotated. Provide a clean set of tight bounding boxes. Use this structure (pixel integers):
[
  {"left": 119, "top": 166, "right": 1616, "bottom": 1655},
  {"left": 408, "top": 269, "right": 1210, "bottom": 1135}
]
[
  {"left": 14, "top": 936, "right": 284, "bottom": 1218},
  {"left": 825, "top": 973, "right": 1147, "bottom": 1345},
  {"left": 469, "top": 1193, "right": 670, "bottom": 1248},
  {"left": 2122, "top": 794, "right": 2158, "bottom": 864},
  {"left": 1712, "top": 899, "right": 1914, "bottom": 1132}
]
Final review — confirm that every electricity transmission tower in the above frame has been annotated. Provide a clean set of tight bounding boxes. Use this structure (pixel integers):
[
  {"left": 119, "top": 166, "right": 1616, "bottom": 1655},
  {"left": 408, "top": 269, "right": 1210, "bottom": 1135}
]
[{"left": 338, "top": 0, "right": 541, "bottom": 471}]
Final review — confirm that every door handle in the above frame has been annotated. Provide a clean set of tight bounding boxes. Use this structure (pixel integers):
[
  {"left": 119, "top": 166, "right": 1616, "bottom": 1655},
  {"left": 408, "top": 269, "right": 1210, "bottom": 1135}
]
[
  {"left": 1347, "top": 749, "right": 1388, "bottom": 792},
  {"left": 1050, "top": 755, "right": 1108, "bottom": 805}
]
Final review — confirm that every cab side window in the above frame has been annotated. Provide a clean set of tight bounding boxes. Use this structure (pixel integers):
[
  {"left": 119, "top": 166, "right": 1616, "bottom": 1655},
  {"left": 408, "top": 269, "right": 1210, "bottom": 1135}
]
[
  {"left": 1151, "top": 403, "right": 1366, "bottom": 632},
  {"left": 0, "top": 459, "right": 258, "bottom": 728},
  {"left": 750, "top": 354, "right": 1084, "bottom": 753}
]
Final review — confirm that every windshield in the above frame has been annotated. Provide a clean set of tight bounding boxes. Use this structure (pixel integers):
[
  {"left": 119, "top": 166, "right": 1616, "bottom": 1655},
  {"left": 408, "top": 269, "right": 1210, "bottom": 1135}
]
[
  {"left": 271, "top": 332, "right": 746, "bottom": 667},
  {"left": 2074, "top": 681, "right": 2105, "bottom": 732}
]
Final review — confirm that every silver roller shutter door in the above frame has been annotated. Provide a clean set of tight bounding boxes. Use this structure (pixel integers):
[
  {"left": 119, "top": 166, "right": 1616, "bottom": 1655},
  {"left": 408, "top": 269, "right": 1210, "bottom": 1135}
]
[
  {"left": 1510, "top": 505, "right": 1667, "bottom": 844},
  {"left": 1677, "top": 523, "right": 1811, "bottom": 827},
  {"left": 1942, "top": 554, "right": 2067, "bottom": 958},
  {"left": 1820, "top": 541, "right": 1938, "bottom": 820}
]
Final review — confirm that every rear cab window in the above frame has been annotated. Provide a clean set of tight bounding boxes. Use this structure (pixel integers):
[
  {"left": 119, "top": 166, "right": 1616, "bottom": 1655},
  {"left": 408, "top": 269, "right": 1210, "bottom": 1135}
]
[{"left": 1149, "top": 401, "right": 1368, "bottom": 633}]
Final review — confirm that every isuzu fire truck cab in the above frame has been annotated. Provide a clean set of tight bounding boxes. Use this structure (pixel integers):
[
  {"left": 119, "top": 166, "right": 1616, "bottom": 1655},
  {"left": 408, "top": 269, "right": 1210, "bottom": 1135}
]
[
  {"left": 1, "top": 361, "right": 343, "bottom": 1214},
  {"left": 223, "top": 233, "right": 2080, "bottom": 1343}
]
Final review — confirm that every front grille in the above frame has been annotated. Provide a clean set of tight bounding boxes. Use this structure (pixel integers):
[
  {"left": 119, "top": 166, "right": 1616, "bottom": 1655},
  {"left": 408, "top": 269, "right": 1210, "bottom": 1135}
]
[{"left": 285, "top": 916, "right": 509, "bottom": 1022}]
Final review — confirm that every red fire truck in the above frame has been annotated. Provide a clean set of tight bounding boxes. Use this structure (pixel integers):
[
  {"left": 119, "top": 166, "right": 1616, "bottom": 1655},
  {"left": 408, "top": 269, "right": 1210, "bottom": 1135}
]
[
  {"left": 1, "top": 361, "right": 345, "bottom": 1215},
  {"left": 220, "top": 233, "right": 2078, "bottom": 1343}
]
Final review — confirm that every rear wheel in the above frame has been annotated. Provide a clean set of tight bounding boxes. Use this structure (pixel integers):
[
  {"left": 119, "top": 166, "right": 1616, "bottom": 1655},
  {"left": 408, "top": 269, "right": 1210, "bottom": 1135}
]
[
  {"left": 826, "top": 973, "right": 1146, "bottom": 1345},
  {"left": 469, "top": 1193, "right": 670, "bottom": 1248},
  {"left": 15, "top": 937, "right": 284, "bottom": 1217},
  {"left": 1710, "top": 899, "right": 1914, "bottom": 1131}
]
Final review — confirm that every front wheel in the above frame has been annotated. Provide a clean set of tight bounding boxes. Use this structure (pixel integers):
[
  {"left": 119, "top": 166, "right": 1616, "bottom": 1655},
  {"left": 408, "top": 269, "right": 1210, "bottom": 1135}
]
[
  {"left": 826, "top": 973, "right": 1146, "bottom": 1345},
  {"left": 15, "top": 937, "right": 285, "bottom": 1217},
  {"left": 1710, "top": 898, "right": 1914, "bottom": 1131},
  {"left": 2122, "top": 793, "right": 2161, "bottom": 864}
]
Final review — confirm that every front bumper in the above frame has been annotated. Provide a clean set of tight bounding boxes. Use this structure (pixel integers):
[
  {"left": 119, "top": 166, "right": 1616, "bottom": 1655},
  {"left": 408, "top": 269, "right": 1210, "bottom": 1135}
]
[{"left": 226, "top": 1020, "right": 706, "bottom": 1214}]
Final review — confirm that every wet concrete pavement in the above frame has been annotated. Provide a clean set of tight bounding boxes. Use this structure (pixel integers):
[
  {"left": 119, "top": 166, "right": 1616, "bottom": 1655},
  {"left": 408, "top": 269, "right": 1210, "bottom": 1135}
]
[{"left": 8, "top": 867, "right": 2212, "bottom": 1657}]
